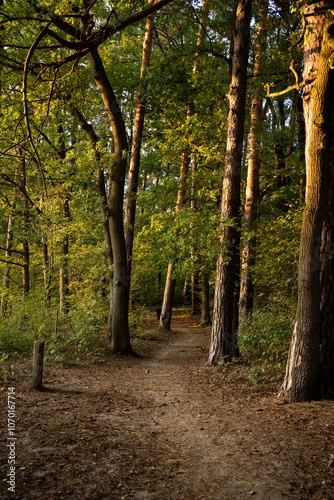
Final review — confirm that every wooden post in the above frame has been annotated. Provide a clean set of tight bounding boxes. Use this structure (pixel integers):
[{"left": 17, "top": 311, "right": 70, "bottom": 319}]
[{"left": 31, "top": 340, "right": 45, "bottom": 390}]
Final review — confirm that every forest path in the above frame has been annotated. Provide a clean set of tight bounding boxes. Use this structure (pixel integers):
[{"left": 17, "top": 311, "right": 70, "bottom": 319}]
[{"left": 1, "top": 310, "right": 334, "bottom": 499}]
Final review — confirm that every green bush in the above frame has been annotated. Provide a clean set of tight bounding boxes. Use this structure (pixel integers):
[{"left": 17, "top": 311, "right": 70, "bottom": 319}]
[
  {"left": 238, "top": 303, "right": 294, "bottom": 365},
  {"left": 0, "top": 293, "right": 57, "bottom": 354}
]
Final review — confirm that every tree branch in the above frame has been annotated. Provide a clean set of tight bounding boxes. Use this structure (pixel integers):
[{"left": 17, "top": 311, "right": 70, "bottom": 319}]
[
  {"left": 23, "top": 23, "right": 52, "bottom": 196},
  {"left": 0, "top": 246, "right": 25, "bottom": 256}
]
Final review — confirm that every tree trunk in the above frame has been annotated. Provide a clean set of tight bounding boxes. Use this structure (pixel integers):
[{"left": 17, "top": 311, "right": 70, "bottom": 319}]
[
  {"left": 59, "top": 197, "right": 70, "bottom": 314},
  {"left": 1, "top": 212, "right": 14, "bottom": 316},
  {"left": 87, "top": 48, "right": 132, "bottom": 354},
  {"left": 57, "top": 125, "right": 70, "bottom": 314},
  {"left": 207, "top": 0, "right": 252, "bottom": 366},
  {"left": 278, "top": 8, "right": 334, "bottom": 401},
  {"left": 201, "top": 274, "right": 211, "bottom": 325},
  {"left": 191, "top": 273, "right": 200, "bottom": 315},
  {"left": 160, "top": 0, "right": 208, "bottom": 329},
  {"left": 125, "top": 7, "right": 154, "bottom": 284},
  {"left": 320, "top": 146, "right": 334, "bottom": 396},
  {"left": 159, "top": 108, "right": 193, "bottom": 329},
  {"left": 41, "top": 229, "right": 52, "bottom": 303},
  {"left": 18, "top": 149, "right": 30, "bottom": 296},
  {"left": 159, "top": 261, "right": 176, "bottom": 330},
  {"left": 239, "top": 0, "right": 268, "bottom": 320}
]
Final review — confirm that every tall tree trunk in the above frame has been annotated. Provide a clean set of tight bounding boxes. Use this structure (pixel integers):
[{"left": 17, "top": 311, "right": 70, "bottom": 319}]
[
  {"left": 191, "top": 154, "right": 200, "bottom": 316},
  {"left": 319, "top": 8, "right": 334, "bottom": 396},
  {"left": 87, "top": 48, "right": 132, "bottom": 354},
  {"left": 139, "top": 174, "right": 147, "bottom": 224},
  {"left": 239, "top": 0, "right": 268, "bottom": 319},
  {"left": 159, "top": 262, "right": 176, "bottom": 330},
  {"left": 320, "top": 142, "right": 334, "bottom": 396},
  {"left": 18, "top": 149, "right": 30, "bottom": 296},
  {"left": 160, "top": 0, "right": 208, "bottom": 329},
  {"left": 201, "top": 274, "right": 211, "bottom": 325},
  {"left": 1, "top": 212, "right": 15, "bottom": 316},
  {"left": 125, "top": 4, "right": 154, "bottom": 284},
  {"left": 159, "top": 106, "right": 193, "bottom": 330},
  {"left": 41, "top": 229, "right": 52, "bottom": 303},
  {"left": 278, "top": 7, "right": 334, "bottom": 401},
  {"left": 207, "top": 0, "right": 252, "bottom": 366},
  {"left": 59, "top": 197, "right": 70, "bottom": 314},
  {"left": 57, "top": 125, "right": 70, "bottom": 314}
]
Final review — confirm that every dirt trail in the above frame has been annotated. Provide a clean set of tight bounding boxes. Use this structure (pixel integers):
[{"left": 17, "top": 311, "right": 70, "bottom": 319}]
[{"left": 1, "top": 311, "right": 334, "bottom": 499}]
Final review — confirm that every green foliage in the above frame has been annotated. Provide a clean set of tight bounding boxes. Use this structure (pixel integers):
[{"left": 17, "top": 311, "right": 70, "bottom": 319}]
[
  {"left": 238, "top": 303, "right": 294, "bottom": 365},
  {"left": 48, "top": 305, "right": 107, "bottom": 364},
  {"left": 134, "top": 329, "right": 159, "bottom": 340},
  {"left": 0, "top": 292, "right": 56, "bottom": 353},
  {"left": 255, "top": 206, "right": 302, "bottom": 302}
]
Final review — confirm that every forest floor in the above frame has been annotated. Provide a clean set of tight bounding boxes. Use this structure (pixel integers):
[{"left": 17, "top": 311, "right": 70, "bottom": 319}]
[{"left": 1, "top": 309, "right": 334, "bottom": 500}]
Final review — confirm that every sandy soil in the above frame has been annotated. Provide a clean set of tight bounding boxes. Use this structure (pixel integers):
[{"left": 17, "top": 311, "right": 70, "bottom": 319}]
[{"left": 1, "top": 311, "right": 334, "bottom": 499}]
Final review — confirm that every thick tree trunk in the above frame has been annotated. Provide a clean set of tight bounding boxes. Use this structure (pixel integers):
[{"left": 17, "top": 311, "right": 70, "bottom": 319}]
[
  {"left": 278, "top": 9, "right": 334, "bottom": 401},
  {"left": 87, "top": 48, "right": 132, "bottom": 354},
  {"left": 320, "top": 149, "right": 334, "bottom": 396},
  {"left": 207, "top": 0, "right": 252, "bottom": 365},
  {"left": 319, "top": 50, "right": 334, "bottom": 395},
  {"left": 239, "top": 0, "right": 268, "bottom": 319},
  {"left": 125, "top": 8, "right": 154, "bottom": 283}
]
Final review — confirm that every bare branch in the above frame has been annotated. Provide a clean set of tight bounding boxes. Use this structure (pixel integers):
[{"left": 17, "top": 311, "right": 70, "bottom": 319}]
[
  {"left": 0, "top": 245, "right": 25, "bottom": 256},
  {"left": 265, "top": 60, "right": 302, "bottom": 98},
  {"left": 0, "top": 258, "right": 24, "bottom": 267}
]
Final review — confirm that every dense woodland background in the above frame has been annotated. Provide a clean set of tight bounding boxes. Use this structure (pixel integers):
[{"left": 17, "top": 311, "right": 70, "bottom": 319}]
[{"left": 0, "top": 0, "right": 333, "bottom": 401}]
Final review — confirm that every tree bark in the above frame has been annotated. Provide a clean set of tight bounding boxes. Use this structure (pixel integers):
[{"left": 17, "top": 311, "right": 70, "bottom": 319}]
[
  {"left": 159, "top": 261, "right": 176, "bottom": 330},
  {"left": 1, "top": 211, "right": 15, "bottom": 316},
  {"left": 18, "top": 149, "right": 30, "bottom": 296},
  {"left": 57, "top": 125, "right": 70, "bottom": 314},
  {"left": 278, "top": 7, "right": 334, "bottom": 401},
  {"left": 125, "top": 5, "right": 154, "bottom": 284},
  {"left": 59, "top": 197, "right": 70, "bottom": 314},
  {"left": 239, "top": 0, "right": 268, "bottom": 319},
  {"left": 207, "top": 0, "right": 252, "bottom": 365},
  {"left": 320, "top": 145, "right": 334, "bottom": 396},
  {"left": 201, "top": 274, "right": 211, "bottom": 325},
  {"left": 41, "top": 227, "right": 52, "bottom": 303},
  {"left": 87, "top": 48, "right": 132, "bottom": 354}
]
